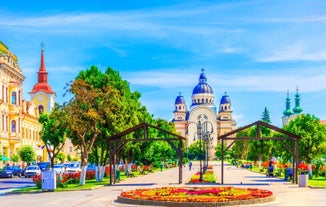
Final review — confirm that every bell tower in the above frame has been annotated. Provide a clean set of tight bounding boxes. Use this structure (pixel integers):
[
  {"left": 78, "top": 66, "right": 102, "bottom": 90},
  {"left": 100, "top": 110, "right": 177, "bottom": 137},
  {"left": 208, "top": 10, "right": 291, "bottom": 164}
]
[{"left": 29, "top": 43, "right": 55, "bottom": 114}]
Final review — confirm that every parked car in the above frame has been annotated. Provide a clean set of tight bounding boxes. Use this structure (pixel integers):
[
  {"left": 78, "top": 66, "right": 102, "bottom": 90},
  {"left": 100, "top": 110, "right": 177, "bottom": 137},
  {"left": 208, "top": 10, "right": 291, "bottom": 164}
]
[
  {"left": 64, "top": 162, "right": 81, "bottom": 173},
  {"left": 53, "top": 164, "right": 65, "bottom": 174},
  {"left": 25, "top": 165, "right": 41, "bottom": 178},
  {"left": 37, "top": 162, "right": 50, "bottom": 171},
  {"left": 86, "top": 165, "right": 96, "bottom": 173},
  {"left": 0, "top": 167, "right": 13, "bottom": 178},
  {"left": 10, "top": 166, "right": 23, "bottom": 177}
]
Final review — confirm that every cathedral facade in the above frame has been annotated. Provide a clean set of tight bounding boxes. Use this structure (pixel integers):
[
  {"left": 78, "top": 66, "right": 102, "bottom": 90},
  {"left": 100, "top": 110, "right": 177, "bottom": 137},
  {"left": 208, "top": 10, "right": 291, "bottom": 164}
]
[{"left": 172, "top": 69, "right": 236, "bottom": 160}]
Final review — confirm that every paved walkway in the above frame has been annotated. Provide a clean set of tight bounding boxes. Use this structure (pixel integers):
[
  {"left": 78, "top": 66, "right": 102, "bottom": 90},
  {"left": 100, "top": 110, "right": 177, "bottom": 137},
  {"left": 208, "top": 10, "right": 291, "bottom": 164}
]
[{"left": 1, "top": 161, "right": 325, "bottom": 207}]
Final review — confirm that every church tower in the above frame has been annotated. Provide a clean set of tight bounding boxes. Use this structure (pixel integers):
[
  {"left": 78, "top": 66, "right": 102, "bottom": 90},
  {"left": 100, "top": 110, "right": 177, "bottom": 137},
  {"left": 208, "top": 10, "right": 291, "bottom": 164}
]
[
  {"left": 282, "top": 87, "right": 303, "bottom": 126},
  {"left": 29, "top": 43, "right": 55, "bottom": 114},
  {"left": 173, "top": 92, "right": 188, "bottom": 136}
]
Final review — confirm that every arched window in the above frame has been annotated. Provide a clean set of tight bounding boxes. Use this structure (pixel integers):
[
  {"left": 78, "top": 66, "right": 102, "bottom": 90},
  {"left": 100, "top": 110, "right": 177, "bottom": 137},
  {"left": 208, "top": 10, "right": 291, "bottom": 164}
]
[
  {"left": 11, "top": 92, "right": 17, "bottom": 104},
  {"left": 38, "top": 105, "right": 44, "bottom": 114},
  {"left": 11, "top": 120, "right": 16, "bottom": 132}
]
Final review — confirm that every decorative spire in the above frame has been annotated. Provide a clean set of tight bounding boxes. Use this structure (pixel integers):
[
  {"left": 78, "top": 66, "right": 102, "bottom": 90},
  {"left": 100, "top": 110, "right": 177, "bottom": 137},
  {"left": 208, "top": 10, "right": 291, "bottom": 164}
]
[
  {"left": 292, "top": 86, "right": 303, "bottom": 114},
  {"left": 29, "top": 42, "right": 55, "bottom": 94},
  {"left": 283, "top": 90, "right": 293, "bottom": 116},
  {"left": 39, "top": 42, "right": 46, "bottom": 72},
  {"left": 199, "top": 68, "right": 207, "bottom": 83}
]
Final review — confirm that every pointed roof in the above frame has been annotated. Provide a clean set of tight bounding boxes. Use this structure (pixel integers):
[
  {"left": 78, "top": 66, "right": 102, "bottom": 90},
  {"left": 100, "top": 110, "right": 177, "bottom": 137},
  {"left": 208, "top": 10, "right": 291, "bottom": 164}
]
[
  {"left": 292, "top": 87, "right": 303, "bottom": 114},
  {"left": 283, "top": 90, "right": 293, "bottom": 116},
  {"left": 29, "top": 43, "right": 55, "bottom": 95}
]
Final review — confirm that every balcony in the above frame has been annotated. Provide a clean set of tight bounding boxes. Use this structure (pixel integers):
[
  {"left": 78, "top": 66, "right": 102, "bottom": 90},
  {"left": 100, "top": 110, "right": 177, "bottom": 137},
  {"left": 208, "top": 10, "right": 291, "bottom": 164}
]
[{"left": 9, "top": 132, "right": 21, "bottom": 143}]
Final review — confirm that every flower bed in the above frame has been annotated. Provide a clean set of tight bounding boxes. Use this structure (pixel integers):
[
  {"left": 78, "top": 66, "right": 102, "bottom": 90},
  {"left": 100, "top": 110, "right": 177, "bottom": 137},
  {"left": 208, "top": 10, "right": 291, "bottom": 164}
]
[
  {"left": 118, "top": 186, "right": 274, "bottom": 207},
  {"left": 189, "top": 169, "right": 216, "bottom": 183}
]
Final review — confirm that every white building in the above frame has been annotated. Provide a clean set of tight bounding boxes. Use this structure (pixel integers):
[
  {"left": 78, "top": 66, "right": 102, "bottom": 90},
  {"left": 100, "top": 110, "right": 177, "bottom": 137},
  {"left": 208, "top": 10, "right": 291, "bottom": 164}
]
[{"left": 172, "top": 69, "right": 236, "bottom": 160}]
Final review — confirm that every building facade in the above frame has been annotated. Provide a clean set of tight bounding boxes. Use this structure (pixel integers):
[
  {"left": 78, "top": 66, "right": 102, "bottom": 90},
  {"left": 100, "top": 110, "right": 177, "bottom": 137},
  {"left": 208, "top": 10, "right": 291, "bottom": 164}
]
[
  {"left": 0, "top": 41, "right": 25, "bottom": 167},
  {"left": 172, "top": 69, "right": 236, "bottom": 160}
]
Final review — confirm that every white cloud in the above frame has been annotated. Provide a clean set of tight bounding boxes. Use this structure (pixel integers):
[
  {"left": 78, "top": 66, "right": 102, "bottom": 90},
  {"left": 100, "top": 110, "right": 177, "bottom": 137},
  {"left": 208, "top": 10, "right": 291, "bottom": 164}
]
[{"left": 257, "top": 42, "right": 326, "bottom": 62}]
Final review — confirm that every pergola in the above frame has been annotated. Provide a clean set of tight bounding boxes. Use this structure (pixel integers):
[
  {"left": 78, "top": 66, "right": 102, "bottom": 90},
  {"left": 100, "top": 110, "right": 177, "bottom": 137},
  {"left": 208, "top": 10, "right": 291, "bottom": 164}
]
[
  {"left": 108, "top": 122, "right": 186, "bottom": 185},
  {"left": 218, "top": 120, "right": 300, "bottom": 184}
]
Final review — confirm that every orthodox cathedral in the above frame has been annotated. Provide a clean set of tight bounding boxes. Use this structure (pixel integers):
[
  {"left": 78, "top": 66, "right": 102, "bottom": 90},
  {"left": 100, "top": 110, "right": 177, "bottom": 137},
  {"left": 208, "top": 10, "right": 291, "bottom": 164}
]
[{"left": 172, "top": 69, "right": 236, "bottom": 159}]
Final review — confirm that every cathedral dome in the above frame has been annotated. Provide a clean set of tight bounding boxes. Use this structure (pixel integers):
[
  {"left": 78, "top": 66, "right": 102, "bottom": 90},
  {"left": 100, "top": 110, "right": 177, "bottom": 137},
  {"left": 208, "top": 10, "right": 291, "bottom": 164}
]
[
  {"left": 220, "top": 92, "right": 231, "bottom": 104},
  {"left": 192, "top": 69, "right": 213, "bottom": 95},
  {"left": 175, "top": 93, "right": 186, "bottom": 104}
]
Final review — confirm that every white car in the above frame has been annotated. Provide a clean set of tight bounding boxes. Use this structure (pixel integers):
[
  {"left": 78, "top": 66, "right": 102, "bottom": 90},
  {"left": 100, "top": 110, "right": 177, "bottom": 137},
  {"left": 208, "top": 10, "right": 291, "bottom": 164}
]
[
  {"left": 25, "top": 165, "right": 41, "bottom": 178},
  {"left": 53, "top": 164, "right": 65, "bottom": 174},
  {"left": 64, "top": 162, "right": 81, "bottom": 173}
]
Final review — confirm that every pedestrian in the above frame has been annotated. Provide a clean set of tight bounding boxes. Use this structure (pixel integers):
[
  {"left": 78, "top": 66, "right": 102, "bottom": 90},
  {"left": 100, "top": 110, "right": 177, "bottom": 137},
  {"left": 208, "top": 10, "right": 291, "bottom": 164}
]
[{"left": 189, "top": 161, "right": 192, "bottom": 170}]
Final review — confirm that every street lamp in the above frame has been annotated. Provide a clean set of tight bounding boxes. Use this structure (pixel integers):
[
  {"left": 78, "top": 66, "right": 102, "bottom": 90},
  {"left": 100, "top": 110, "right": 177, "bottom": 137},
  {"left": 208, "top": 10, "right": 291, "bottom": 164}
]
[{"left": 187, "top": 114, "right": 214, "bottom": 182}]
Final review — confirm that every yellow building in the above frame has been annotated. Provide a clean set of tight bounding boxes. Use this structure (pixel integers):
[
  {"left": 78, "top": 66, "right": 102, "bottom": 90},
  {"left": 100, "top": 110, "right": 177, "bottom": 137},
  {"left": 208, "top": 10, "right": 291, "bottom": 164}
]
[{"left": 0, "top": 40, "right": 27, "bottom": 167}]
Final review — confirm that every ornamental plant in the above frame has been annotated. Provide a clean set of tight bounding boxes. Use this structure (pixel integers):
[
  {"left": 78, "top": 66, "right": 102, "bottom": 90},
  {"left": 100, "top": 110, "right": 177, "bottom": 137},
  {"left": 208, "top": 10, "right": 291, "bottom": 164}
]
[
  {"left": 120, "top": 186, "right": 274, "bottom": 203},
  {"left": 189, "top": 169, "right": 217, "bottom": 183}
]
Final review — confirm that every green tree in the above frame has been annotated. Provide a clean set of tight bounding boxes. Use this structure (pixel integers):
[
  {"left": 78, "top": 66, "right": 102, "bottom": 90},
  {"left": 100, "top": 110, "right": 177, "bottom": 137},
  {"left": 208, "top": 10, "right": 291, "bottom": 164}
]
[
  {"left": 55, "top": 152, "right": 66, "bottom": 164},
  {"left": 188, "top": 140, "right": 205, "bottom": 160},
  {"left": 19, "top": 145, "right": 36, "bottom": 165},
  {"left": 64, "top": 67, "right": 120, "bottom": 185},
  {"left": 283, "top": 114, "right": 326, "bottom": 177},
  {"left": 39, "top": 104, "right": 67, "bottom": 168},
  {"left": 72, "top": 66, "right": 152, "bottom": 182},
  {"left": 215, "top": 142, "right": 232, "bottom": 160},
  {"left": 261, "top": 107, "right": 271, "bottom": 123}
]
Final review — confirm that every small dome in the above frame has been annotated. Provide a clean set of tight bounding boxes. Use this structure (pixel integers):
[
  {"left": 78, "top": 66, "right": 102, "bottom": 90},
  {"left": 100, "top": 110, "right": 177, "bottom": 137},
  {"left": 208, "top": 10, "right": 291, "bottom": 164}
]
[
  {"left": 192, "top": 68, "right": 214, "bottom": 95},
  {"left": 220, "top": 92, "right": 231, "bottom": 104},
  {"left": 175, "top": 92, "right": 186, "bottom": 104}
]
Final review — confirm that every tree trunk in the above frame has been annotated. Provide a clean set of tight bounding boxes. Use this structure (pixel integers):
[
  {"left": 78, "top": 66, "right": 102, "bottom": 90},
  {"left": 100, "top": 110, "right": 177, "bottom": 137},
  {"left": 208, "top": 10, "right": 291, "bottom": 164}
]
[{"left": 80, "top": 165, "right": 87, "bottom": 185}]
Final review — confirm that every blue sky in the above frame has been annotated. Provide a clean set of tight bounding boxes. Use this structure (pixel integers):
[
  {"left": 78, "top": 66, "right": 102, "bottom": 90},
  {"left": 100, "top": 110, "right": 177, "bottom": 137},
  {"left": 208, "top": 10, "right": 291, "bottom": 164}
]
[{"left": 1, "top": 0, "right": 326, "bottom": 127}]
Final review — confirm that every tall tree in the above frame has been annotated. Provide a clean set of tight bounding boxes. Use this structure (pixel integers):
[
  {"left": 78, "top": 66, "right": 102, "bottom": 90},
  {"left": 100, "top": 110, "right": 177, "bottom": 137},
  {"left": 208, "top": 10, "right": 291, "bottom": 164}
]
[
  {"left": 65, "top": 73, "right": 120, "bottom": 185},
  {"left": 283, "top": 114, "right": 326, "bottom": 177},
  {"left": 261, "top": 107, "right": 271, "bottom": 123},
  {"left": 39, "top": 104, "right": 67, "bottom": 168}
]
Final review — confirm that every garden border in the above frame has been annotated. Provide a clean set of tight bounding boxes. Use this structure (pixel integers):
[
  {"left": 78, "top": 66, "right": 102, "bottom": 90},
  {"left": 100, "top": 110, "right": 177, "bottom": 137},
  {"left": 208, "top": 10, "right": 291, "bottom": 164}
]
[{"left": 117, "top": 194, "right": 275, "bottom": 207}]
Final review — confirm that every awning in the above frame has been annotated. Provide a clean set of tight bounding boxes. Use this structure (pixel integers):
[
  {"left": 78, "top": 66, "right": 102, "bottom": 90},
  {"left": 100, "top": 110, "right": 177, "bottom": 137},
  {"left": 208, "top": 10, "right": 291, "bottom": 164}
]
[{"left": 1, "top": 155, "right": 10, "bottom": 161}]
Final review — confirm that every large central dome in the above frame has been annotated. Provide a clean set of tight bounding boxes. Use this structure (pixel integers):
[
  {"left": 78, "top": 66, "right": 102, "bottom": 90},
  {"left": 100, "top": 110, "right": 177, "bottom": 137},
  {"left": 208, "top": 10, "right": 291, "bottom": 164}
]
[{"left": 192, "top": 68, "right": 213, "bottom": 95}]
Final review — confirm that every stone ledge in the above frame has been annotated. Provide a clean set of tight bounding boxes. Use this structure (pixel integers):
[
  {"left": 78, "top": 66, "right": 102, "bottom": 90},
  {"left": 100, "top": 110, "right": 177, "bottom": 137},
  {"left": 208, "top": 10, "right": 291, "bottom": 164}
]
[{"left": 117, "top": 195, "right": 276, "bottom": 207}]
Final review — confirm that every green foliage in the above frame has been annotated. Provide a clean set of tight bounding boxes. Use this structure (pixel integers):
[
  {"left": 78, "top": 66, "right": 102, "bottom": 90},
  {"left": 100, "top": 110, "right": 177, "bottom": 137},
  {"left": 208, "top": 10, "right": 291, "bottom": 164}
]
[
  {"left": 19, "top": 145, "right": 36, "bottom": 164},
  {"left": 261, "top": 106, "right": 271, "bottom": 123},
  {"left": 283, "top": 114, "right": 326, "bottom": 163},
  {"left": 39, "top": 103, "right": 67, "bottom": 167},
  {"left": 215, "top": 142, "right": 232, "bottom": 159},
  {"left": 188, "top": 141, "right": 206, "bottom": 160},
  {"left": 56, "top": 152, "right": 66, "bottom": 163},
  {"left": 10, "top": 154, "right": 19, "bottom": 162}
]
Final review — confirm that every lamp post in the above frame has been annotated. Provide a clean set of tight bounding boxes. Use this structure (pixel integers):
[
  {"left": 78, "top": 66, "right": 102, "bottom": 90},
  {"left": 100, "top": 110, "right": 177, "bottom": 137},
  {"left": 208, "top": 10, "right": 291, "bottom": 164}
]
[{"left": 187, "top": 115, "right": 214, "bottom": 182}]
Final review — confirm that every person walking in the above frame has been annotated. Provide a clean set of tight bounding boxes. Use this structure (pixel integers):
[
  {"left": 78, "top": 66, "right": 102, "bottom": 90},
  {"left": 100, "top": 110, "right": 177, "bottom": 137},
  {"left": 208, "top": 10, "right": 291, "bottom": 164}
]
[{"left": 189, "top": 161, "right": 192, "bottom": 170}]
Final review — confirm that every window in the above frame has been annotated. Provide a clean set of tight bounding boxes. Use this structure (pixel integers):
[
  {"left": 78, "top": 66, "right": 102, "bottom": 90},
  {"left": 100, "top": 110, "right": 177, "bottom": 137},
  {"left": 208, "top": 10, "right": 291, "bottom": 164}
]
[
  {"left": 11, "top": 120, "right": 16, "bottom": 132},
  {"left": 38, "top": 105, "right": 44, "bottom": 114},
  {"left": 11, "top": 92, "right": 17, "bottom": 104}
]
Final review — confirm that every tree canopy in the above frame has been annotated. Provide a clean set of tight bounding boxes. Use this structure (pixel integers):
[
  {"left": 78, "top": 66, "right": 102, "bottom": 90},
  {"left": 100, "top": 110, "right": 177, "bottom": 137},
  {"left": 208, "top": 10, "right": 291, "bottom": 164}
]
[{"left": 283, "top": 114, "right": 326, "bottom": 164}]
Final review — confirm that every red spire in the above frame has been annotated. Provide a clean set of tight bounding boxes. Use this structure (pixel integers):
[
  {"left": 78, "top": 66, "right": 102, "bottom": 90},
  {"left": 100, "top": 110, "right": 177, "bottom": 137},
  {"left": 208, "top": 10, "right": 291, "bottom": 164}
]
[{"left": 29, "top": 43, "right": 55, "bottom": 94}]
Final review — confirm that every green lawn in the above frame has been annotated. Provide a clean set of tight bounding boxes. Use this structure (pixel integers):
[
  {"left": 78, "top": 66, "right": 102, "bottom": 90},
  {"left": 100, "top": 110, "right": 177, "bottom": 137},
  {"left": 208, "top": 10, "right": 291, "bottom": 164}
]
[
  {"left": 308, "top": 177, "right": 326, "bottom": 187},
  {"left": 11, "top": 168, "right": 162, "bottom": 193}
]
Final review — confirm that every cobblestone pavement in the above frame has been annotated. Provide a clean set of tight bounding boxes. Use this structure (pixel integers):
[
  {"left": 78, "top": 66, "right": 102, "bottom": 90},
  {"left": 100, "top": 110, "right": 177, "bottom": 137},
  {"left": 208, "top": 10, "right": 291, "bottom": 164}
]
[{"left": 1, "top": 161, "right": 325, "bottom": 207}]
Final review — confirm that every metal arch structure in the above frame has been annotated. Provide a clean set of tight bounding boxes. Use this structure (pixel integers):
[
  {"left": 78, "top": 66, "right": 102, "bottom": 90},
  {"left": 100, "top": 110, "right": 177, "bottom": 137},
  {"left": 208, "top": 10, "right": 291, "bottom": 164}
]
[
  {"left": 108, "top": 122, "right": 186, "bottom": 185},
  {"left": 218, "top": 120, "right": 301, "bottom": 184}
]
